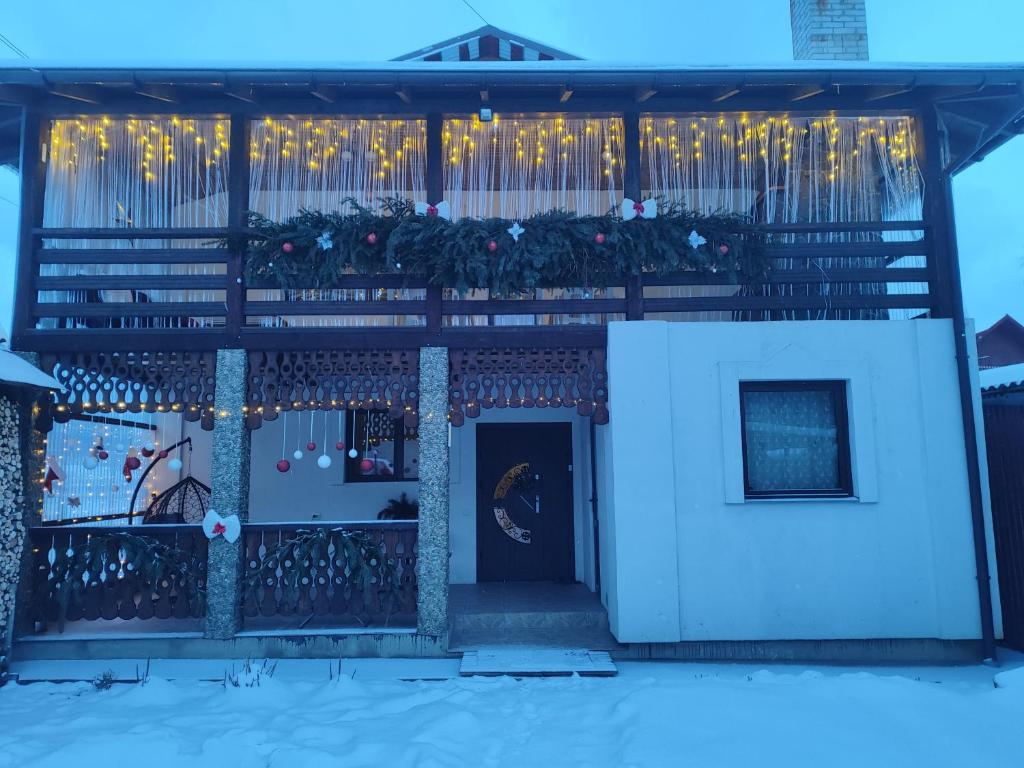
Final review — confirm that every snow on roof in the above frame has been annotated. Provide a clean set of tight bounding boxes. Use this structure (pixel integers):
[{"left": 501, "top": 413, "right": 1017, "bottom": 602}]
[
  {"left": 0, "top": 349, "right": 61, "bottom": 391},
  {"left": 980, "top": 362, "right": 1024, "bottom": 393},
  {"left": 1, "top": 59, "right": 1022, "bottom": 74}
]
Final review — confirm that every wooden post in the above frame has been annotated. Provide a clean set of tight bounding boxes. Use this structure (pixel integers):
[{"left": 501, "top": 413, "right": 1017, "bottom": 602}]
[
  {"left": 919, "top": 104, "right": 997, "bottom": 660},
  {"left": 622, "top": 110, "right": 644, "bottom": 320},
  {"left": 11, "top": 110, "right": 47, "bottom": 347},
  {"left": 225, "top": 115, "right": 251, "bottom": 342},
  {"left": 425, "top": 114, "right": 444, "bottom": 335}
]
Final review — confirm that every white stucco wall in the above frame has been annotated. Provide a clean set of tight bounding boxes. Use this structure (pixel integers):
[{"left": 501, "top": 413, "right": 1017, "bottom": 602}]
[{"left": 602, "top": 319, "right": 999, "bottom": 643}]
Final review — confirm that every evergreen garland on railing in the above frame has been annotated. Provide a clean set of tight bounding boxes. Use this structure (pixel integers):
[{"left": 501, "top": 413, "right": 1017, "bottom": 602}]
[
  {"left": 32, "top": 532, "right": 205, "bottom": 632},
  {"left": 243, "top": 527, "right": 402, "bottom": 616},
  {"left": 242, "top": 198, "right": 769, "bottom": 295}
]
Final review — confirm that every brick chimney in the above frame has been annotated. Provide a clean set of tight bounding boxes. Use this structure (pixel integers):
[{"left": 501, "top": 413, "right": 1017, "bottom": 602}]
[{"left": 789, "top": 0, "right": 869, "bottom": 60}]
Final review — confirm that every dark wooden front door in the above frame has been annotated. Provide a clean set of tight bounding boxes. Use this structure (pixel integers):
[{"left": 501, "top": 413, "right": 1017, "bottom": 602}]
[{"left": 476, "top": 423, "right": 574, "bottom": 582}]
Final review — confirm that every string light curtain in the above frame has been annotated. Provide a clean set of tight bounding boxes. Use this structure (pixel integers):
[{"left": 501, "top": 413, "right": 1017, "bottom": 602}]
[
  {"left": 443, "top": 115, "right": 624, "bottom": 326},
  {"left": 642, "top": 114, "right": 925, "bottom": 320},
  {"left": 39, "top": 117, "right": 229, "bottom": 328},
  {"left": 247, "top": 118, "right": 427, "bottom": 329},
  {"left": 248, "top": 117, "right": 426, "bottom": 219},
  {"left": 444, "top": 115, "right": 624, "bottom": 219},
  {"left": 641, "top": 114, "right": 922, "bottom": 225},
  {"left": 44, "top": 117, "right": 229, "bottom": 231}
]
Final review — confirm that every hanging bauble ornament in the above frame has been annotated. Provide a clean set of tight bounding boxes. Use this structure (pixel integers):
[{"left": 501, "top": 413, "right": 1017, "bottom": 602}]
[
  {"left": 487, "top": 240, "right": 498, "bottom": 252},
  {"left": 168, "top": 457, "right": 183, "bottom": 472},
  {"left": 366, "top": 232, "right": 378, "bottom": 245},
  {"left": 141, "top": 441, "right": 156, "bottom": 458},
  {"left": 335, "top": 441, "right": 346, "bottom": 452},
  {"left": 158, "top": 450, "right": 169, "bottom": 459},
  {"left": 97, "top": 447, "right": 108, "bottom": 461},
  {"left": 359, "top": 458, "right": 375, "bottom": 473},
  {"left": 281, "top": 242, "right": 294, "bottom": 254},
  {"left": 276, "top": 459, "right": 291, "bottom": 473},
  {"left": 82, "top": 454, "right": 98, "bottom": 470},
  {"left": 306, "top": 441, "right": 317, "bottom": 452},
  {"left": 718, "top": 243, "right": 730, "bottom": 256},
  {"left": 293, "top": 449, "right": 304, "bottom": 461},
  {"left": 126, "top": 455, "right": 142, "bottom": 471},
  {"left": 348, "top": 448, "right": 359, "bottom": 459},
  {"left": 317, "top": 454, "right": 332, "bottom": 470},
  {"left": 594, "top": 232, "right": 606, "bottom": 245}
]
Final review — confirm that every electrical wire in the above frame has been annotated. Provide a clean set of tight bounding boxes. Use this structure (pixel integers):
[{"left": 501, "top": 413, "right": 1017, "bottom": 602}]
[{"left": 0, "top": 30, "right": 28, "bottom": 59}]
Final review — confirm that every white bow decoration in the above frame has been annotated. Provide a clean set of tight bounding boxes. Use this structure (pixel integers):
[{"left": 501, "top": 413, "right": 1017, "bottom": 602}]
[
  {"left": 687, "top": 230, "right": 707, "bottom": 249},
  {"left": 202, "top": 509, "right": 241, "bottom": 544},
  {"left": 622, "top": 198, "right": 657, "bottom": 221},
  {"left": 414, "top": 201, "right": 452, "bottom": 221}
]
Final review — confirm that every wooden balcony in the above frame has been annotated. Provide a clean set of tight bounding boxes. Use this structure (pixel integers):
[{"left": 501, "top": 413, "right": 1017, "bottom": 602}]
[{"left": 14, "top": 221, "right": 936, "bottom": 353}]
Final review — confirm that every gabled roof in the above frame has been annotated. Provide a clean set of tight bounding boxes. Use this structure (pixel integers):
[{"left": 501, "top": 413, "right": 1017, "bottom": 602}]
[
  {"left": 977, "top": 314, "right": 1024, "bottom": 369},
  {"left": 392, "top": 25, "right": 581, "bottom": 62}
]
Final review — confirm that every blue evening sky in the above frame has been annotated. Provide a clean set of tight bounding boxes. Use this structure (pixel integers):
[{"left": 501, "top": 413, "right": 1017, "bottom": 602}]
[{"left": 0, "top": 0, "right": 1021, "bottom": 333}]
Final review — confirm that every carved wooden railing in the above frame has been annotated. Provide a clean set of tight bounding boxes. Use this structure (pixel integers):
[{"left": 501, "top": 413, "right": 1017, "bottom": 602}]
[
  {"left": 241, "top": 521, "right": 418, "bottom": 628},
  {"left": 28, "top": 524, "right": 208, "bottom": 632}
]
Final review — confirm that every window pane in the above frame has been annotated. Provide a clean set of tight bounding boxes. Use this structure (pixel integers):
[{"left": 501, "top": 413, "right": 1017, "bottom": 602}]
[
  {"left": 345, "top": 411, "right": 419, "bottom": 481},
  {"left": 743, "top": 388, "right": 840, "bottom": 492}
]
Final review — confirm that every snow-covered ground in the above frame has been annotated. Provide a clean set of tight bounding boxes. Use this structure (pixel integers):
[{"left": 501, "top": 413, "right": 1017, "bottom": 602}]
[{"left": 1, "top": 659, "right": 1023, "bottom": 767}]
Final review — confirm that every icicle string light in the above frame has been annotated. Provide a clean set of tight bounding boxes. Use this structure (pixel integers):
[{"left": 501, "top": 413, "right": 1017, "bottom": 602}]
[
  {"left": 249, "top": 118, "right": 427, "bottom": 219},
  {"left": 443, "top": 115, "right": 624, "bottom": 219}
]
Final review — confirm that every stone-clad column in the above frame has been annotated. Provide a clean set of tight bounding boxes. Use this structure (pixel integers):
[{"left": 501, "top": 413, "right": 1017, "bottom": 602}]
[
  {"left": 204, "top": 349, "right": 250, "bottom": 640},
  {"left": 416, "top": 346, "right": 450, "bottom": 636}
]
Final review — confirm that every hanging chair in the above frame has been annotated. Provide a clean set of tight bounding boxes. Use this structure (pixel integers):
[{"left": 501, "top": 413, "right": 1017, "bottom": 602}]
[{"left": 142, "top": 476, "right": 212, "bottom": 524}]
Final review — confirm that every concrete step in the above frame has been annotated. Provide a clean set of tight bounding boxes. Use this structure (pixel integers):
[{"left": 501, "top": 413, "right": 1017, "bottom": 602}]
[
  {"left": 451, "top": 608, "right": 609, "bottom": 632},
  {"left": 460, "top": 648, "right": 617, "bottom": 677},
  {"left": 448, "top": 625, "right": 623, "bottom": 652}
]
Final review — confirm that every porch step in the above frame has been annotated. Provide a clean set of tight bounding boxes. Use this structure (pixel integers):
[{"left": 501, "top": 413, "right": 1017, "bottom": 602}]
[
  {"left": 460, "top": 648, "right": 617, "bottom": 677},
  {"left": 451, "top": 608, "right": 609, "bottom": 632}
]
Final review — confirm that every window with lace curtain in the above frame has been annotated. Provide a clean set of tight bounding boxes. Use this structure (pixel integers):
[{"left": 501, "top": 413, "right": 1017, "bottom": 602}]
[{"left": 739, "top": 380, "right": 853, "bottom": 499}]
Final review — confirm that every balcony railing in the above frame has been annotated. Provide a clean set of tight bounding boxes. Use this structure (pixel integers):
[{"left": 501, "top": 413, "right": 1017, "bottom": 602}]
[
  {"left": 25, "top": 521, "right": 418, "bottom": 635},
  {"left": 16, "top": 221, "right": 934, "bottom": 351},
  {"left": 27, "top": 524, "right": 208, "bottom": 633}
]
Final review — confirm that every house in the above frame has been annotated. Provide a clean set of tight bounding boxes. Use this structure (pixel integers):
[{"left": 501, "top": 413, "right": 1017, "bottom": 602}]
[
  {"left": 0, "top": 0, "right": 1021, "bottom": 669},
  {"left": 977, "top": 315, "right": 1024, "bottom": 369}
]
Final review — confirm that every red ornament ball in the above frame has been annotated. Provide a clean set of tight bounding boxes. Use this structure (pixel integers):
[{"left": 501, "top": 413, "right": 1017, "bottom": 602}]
[
  {"left": 487, "top": 240, "right": 498, "bottom": 252},
  {"left": 335, "top": 441, "right": 346, "bottom": 452},
  {"left": 141, "top": 447, "right": 155, "bottom": 458},
  {"left": 126, "top": 456, "right": 142, "bottom": 470},
  {"left": 281, "top": 242, "right": 294, "bottom": 254},
  {"left": 97, "top": 449, "right": 109, "bottom": 461},
  {"left": 359, "top": 458, "right": 375, "bottom": 473},
  {"left": 366, "top": 232, "right": 378, "bottom": 245},
  {"left": 158, "top": 450, "right": 169, "bottom": 459},
  {"left": 718, "top": 243, "right": 730, "bottom": 256},
  {"left": 276, "top": 459, "right": 291, "bottom": 473},
  {"left": 306, "top": 441, "right": 317, "bottom": 452},
  {"left": 594, "top": 232, "right": 606, "bottom": 245}
]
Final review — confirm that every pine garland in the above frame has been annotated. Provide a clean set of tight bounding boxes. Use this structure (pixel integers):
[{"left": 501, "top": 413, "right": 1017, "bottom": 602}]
[{"left": 243, "top": 199, "right": 769, "bottom": 296}]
